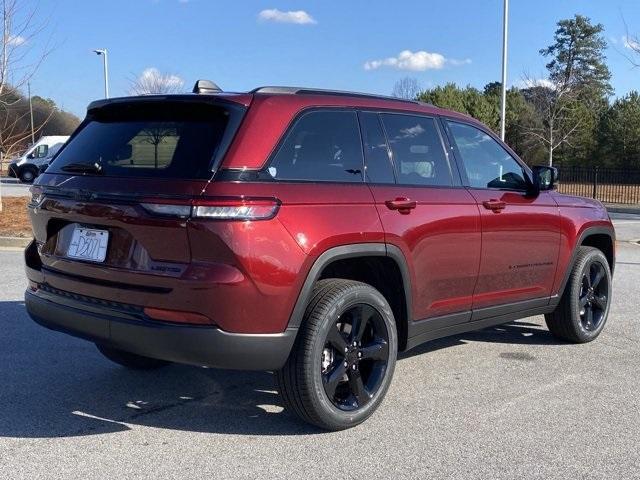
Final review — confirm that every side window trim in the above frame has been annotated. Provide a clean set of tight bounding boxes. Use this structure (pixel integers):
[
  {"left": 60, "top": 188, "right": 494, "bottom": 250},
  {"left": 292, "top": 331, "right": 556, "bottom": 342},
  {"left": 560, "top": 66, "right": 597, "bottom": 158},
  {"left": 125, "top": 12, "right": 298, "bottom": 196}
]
[
  {"left": 436, "top": 116, "right": 466, "bottom": 187},
  {"left": 265, "top": 107, "right": 366, "bottom": 184},
  {"left": 356, "top": 110, "right": 396, "bottom": 184},
  {"left": 375, "top": 111, "right": 399, "bottom": 184},
  {"left": 443, "top": 117, "right": 532, "bottom": 192},
  {"left": 378, "top": 111, "right": 458, "bottom": 188}
]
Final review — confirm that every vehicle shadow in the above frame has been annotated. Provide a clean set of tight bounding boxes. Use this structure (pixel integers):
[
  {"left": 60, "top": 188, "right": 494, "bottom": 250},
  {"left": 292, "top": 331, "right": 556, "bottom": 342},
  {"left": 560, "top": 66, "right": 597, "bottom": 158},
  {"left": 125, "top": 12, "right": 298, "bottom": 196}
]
[
  {"left": 0, "top": 300, "right": 559, "bottom": 439},
  {"left": 400, "top": 319, "right": 560, "bottom": 359}
]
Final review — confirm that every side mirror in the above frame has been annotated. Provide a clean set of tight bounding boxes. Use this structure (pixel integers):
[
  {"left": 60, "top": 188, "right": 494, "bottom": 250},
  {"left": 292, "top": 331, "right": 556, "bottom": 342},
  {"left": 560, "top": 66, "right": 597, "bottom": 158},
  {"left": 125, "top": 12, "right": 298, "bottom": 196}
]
[
  {"left": 26, "top": 152, "right": 35, "bottom": 159},
  {"left": 528, "top": 165, "right": 558, "bottom": 196}
]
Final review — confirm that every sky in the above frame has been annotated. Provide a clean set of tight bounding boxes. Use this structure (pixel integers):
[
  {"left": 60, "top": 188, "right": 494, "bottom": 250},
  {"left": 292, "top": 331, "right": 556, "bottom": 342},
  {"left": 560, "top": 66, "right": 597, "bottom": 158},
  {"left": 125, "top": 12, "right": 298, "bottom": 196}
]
[{"left": 15, "top": 0, "right": 640, "bottom": 117}]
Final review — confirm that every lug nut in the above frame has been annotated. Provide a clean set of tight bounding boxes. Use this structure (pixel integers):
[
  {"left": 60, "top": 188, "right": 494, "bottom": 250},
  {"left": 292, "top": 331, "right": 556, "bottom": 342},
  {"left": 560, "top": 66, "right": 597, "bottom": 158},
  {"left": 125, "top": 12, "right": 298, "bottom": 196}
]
[
  {"left": 344, "top": 361, "right": 348, "bottom": 367},
  {"left": 352, "top": 365, "right": 357, "bottom": 370},
  {"left": 358, "top": 352, "right": 362, "bottom": 358}
]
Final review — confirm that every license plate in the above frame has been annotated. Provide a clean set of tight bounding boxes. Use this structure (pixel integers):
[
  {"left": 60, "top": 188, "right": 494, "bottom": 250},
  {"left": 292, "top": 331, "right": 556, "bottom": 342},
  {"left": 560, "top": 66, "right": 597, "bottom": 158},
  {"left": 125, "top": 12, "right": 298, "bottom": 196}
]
[{"left": 66, "top": 227, "right": 109, "bottom": 263}]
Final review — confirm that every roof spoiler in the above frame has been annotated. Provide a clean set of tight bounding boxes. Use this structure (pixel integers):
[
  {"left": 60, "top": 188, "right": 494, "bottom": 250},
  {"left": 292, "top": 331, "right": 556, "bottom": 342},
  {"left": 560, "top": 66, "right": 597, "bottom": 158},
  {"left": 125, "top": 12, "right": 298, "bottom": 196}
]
[{"left": 193, "top": 80, "right": 222, "bottom": 94}]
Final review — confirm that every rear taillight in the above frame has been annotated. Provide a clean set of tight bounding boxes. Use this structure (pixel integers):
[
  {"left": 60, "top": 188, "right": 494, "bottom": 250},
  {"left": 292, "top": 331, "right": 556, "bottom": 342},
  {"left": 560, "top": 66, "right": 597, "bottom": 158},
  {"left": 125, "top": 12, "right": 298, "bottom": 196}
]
[
  {"left": 140, "top": 203, "right": 191, "bottom": 219},
  {"left": 192, "top": 198, "right": 279, "bottom": 220},
  {"left": 29, "top": 186, "right": 44, "bottom": 205},
  {"left": 140, "top": 197, "right": 280, "bottom": 221}
]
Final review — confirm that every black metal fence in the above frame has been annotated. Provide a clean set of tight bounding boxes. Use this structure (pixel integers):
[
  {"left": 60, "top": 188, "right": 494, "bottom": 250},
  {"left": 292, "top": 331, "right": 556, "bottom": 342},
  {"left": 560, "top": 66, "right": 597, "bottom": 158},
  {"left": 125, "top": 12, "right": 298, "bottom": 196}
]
[{"left": 556, "top": 166, "right": 640, "bottom": 205}]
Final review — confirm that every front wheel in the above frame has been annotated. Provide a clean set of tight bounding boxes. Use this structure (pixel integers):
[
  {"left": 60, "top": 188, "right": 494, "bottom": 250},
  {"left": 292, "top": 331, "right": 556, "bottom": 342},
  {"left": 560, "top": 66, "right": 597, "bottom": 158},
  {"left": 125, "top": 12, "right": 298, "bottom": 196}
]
[
  {"left": 545, "top": 246, "right": 612, "bottom": 343},
  {"left": 19, "top": 168, "right": 37, "bottom": 183},
  {"left": 276, "top": 279, "right": 398, "bottom": 431}
]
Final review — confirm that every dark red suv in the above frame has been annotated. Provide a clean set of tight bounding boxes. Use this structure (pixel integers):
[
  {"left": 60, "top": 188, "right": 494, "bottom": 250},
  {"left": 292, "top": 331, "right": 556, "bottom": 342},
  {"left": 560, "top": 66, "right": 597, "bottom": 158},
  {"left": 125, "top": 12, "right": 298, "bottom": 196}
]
[{"left": 25, "top": 81, "right": 615, "bottom": 430}]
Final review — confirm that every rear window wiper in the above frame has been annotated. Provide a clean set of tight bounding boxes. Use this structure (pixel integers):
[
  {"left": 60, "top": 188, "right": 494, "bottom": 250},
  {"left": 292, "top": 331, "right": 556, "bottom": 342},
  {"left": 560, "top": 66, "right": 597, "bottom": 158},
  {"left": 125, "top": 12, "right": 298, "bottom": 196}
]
[{"left": 60, "top": 162, "right": 103, "bottom": 175}]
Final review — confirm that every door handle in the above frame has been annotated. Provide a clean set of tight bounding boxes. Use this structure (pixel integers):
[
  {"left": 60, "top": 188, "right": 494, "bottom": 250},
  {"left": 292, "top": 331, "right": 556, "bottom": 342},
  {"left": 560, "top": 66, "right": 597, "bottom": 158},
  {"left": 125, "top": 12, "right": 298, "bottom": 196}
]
[
  {"left": 482, "top": 199, "right": 506, "bottom": 212},
  {"left": 385, "top": 197, "right": 417, "bottom": 214}
]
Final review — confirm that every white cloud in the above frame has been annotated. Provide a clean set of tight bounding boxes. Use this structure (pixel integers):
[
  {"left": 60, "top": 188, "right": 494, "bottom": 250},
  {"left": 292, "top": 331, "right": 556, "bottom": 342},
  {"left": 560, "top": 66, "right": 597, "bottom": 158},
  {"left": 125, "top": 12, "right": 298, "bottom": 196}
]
[
  {"left": 258, "top": 9, "right": 316, "bottom": 25},
  {"left": 364, "top": 50, "right": 470, "bottom": 71},
  {"left": 7, "top": 35, "right": 26, "bottom": 46},
  {"left": 623, "top": 35, "right": 640, "bottom": 51}
]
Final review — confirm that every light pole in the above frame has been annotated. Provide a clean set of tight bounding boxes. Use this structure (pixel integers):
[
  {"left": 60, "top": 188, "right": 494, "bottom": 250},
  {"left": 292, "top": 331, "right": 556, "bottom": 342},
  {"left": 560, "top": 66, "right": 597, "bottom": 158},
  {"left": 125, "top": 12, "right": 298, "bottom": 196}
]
[
  {"left": 93, "top": 49, "right": 109, "bottom": 98},
  {"left": 28, "top": 82, "right": 35, "bottom": 144},
  {"left": 499, "top": 0, "right": 509, "bottom": 141}
]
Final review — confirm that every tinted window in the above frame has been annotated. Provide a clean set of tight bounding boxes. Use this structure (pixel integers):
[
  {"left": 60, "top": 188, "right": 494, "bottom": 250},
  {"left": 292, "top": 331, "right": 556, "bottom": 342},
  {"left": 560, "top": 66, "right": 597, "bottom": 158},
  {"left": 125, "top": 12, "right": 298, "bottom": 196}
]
[
  {"left": 446, "top": 121, "right": 527, "bottom": 190},
  {"left": 269, "top": 110, "right": 364, "bottom": 182},
  {"left": 48, "top": 102, "right": 242, "bottom": 179},
  {"left": 380, "top": 114, "right": 452, "bottom": 186},
  {"left": 360, "top": 112, "right": 394, "bottom": 183}
]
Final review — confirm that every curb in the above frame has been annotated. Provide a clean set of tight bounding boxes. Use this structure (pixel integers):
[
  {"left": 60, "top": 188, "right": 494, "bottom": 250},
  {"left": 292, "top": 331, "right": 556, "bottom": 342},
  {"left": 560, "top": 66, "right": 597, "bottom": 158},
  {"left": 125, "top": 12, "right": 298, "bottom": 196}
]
[
  {"left": 0, "top": 236, "right": 30, "bottom": 249},
  {"left": 605, "top": 205, "right": 640, "bottom": 215}
]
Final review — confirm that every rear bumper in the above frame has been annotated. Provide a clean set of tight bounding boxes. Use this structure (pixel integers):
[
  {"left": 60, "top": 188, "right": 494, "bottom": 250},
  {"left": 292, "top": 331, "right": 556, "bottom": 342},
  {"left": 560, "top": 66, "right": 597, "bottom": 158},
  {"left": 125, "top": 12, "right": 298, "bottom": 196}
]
[{"left": 25, "top": 288, "right": 297, "bottom": 371}]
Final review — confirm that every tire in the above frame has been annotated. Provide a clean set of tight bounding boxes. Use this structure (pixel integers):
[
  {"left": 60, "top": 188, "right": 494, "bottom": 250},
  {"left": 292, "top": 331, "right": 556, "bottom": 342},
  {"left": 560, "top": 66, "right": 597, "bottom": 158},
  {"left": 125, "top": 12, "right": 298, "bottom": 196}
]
[
  {"left": 96, "top": 344, "right": 170, "bottom": 370},
  {"left": 545, "top": 246, "right": 612, "bottom": 343},
  {"left": 276, "top": 279, "right": 398, "bottom": 431},
  {"left": 19, "top": 168, "right": 37, "bottom": 183}
]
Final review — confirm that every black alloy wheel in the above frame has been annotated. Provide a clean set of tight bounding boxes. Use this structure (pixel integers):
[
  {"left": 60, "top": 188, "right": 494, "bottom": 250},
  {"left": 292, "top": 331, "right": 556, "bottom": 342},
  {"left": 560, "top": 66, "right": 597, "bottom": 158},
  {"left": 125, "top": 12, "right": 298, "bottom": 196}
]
[{"left": 321, "top": 303, "right": 390, "bottom": 411}]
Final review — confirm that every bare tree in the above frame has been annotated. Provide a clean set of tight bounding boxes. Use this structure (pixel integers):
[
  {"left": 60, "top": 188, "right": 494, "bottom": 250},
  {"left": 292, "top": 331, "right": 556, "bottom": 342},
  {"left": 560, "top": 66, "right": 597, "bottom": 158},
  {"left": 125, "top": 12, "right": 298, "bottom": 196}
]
[
  {"left": 391, "top": 77, "right": 420, "bottom": 100},
  {"left": 141, "top": 125, "right": 174, "bottom": 168},
  {"left": 622, "top": 21, "right": 640, "bottom": 67},
  {"left": 1, "top": 1, "right": 48, "bottom": 104},
  {"left": 520, "top": 78, "right": 582, "bottom": 166},
  {"left": 0, "top": 0, "right": 53, "bottom": 210},
  {"left": 129, "top": 68, "right": 185, "bottom": 95}
]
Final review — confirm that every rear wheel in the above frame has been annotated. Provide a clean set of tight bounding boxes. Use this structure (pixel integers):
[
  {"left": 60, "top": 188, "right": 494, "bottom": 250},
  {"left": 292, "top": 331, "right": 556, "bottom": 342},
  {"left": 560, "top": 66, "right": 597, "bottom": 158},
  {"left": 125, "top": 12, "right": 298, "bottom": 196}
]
[
  {"left": 96, "top": 344, "right": 170, "bottom": 370},
  {"left": 545, "top": 246, "right": 612, "bottom": 343},
  {"left": 276, "top": 279, "right": 397, "bottom": 430}
]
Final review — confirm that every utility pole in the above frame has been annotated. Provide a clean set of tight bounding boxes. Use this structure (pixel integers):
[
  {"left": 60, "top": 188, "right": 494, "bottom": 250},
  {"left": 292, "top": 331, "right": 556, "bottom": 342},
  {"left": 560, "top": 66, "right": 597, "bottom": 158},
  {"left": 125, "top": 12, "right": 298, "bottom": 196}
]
[
  {"left": 499, "top": 0, "right": 509, "bottom": 141},
  {"left": 28, "top": 82, "right": 35, "bottom": 144}
]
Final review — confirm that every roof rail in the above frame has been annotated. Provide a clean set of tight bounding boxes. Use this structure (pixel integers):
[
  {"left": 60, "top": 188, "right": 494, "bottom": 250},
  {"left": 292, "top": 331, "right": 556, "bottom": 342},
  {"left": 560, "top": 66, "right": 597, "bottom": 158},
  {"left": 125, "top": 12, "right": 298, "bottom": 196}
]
[{"left": 250, "top": 86, "right": 424, "bottom": 105}]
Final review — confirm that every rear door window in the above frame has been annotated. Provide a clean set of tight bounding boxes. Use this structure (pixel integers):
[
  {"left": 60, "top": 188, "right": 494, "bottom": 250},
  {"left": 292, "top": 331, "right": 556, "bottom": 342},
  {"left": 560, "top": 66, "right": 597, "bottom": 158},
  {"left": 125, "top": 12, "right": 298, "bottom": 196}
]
[
  {"left": 380, "top": 114, "right": 453, "bottom": 187},
  {"left": 268, "top": 110, "right": 364, "bottom": 182},
  {"left": 47, "top": 102, "right": 244, "bottom": 179}
]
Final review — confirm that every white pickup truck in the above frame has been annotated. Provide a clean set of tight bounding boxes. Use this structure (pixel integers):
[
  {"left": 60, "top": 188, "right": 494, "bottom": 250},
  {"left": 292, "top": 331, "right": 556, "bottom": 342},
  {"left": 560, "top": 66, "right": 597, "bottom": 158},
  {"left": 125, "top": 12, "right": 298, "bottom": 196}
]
[{"left": 7, "top": 135, "right": 69, "bottom": 183}]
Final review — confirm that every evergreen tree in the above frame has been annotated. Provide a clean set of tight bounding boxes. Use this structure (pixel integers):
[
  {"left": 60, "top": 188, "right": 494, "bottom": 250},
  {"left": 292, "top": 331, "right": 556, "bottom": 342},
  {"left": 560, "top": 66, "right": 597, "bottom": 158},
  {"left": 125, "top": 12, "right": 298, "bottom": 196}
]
[{"left": 598, "top": 92, "right": 640, "bottom": 168}]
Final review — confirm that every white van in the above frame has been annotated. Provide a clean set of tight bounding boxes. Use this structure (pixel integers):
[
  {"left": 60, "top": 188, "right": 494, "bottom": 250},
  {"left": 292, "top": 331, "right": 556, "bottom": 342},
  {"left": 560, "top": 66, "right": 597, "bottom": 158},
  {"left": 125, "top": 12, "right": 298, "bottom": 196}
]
[{"left": 8, "top": 135, "right": 69, "bottom": 183}]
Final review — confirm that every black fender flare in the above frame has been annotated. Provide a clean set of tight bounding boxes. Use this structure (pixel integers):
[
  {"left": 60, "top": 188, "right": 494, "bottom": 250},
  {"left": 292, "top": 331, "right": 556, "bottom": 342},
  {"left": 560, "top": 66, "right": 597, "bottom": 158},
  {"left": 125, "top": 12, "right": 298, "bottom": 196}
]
[
  {"left": 286, "top": 243, "right": 412, "bottom": 329},
  {"left": 553, "top": 225, "right": 616, "bottom": 303}
]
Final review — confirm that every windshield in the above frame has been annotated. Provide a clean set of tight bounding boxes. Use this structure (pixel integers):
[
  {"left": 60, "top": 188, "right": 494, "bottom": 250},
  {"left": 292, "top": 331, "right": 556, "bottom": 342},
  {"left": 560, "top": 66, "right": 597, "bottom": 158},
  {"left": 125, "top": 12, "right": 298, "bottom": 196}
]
[{"left": 47, "top": 101, "right": 244, "bottom": 179}]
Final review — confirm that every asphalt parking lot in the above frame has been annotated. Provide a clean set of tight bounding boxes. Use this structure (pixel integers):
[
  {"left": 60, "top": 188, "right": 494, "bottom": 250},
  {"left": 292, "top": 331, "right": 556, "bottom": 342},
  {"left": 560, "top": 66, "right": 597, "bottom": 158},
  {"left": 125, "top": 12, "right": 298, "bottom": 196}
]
[{"left": 1, "top": 216, "right": 639, "bottom": 479}]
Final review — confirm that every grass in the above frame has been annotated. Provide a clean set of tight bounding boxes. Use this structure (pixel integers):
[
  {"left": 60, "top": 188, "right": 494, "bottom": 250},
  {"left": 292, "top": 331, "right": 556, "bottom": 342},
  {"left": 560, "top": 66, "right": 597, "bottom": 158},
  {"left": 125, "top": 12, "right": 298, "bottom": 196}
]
[{"left": 0, "top": 197, "right": 32, "bottom": 238}]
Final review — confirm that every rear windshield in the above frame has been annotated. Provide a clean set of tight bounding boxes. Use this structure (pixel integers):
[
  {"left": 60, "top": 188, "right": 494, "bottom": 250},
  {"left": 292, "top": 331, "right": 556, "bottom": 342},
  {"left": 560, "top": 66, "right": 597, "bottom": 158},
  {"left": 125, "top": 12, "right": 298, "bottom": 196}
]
[{"left": 47, "top": 101, "right": 244, "bottom": 179}]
